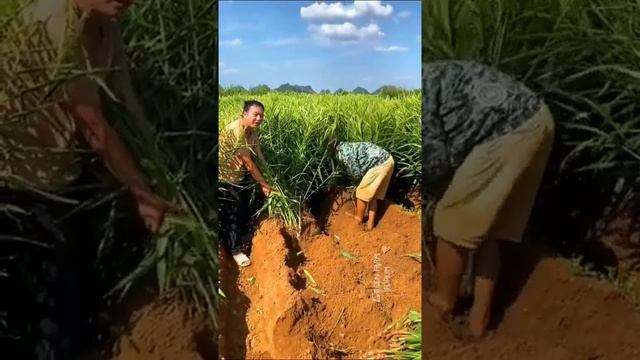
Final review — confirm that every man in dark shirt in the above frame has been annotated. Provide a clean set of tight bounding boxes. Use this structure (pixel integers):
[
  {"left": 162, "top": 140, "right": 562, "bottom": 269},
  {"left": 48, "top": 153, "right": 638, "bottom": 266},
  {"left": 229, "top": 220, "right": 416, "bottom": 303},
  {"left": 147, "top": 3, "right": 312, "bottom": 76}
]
[{"left": 424, "top": 60, "right": 555, "bottom": 338}]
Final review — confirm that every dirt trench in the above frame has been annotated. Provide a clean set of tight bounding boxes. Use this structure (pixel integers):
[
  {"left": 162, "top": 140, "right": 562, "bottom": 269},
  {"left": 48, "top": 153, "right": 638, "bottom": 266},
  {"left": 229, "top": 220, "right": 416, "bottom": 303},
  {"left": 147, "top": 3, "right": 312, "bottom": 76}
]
[{"left": 219, "top": 193, "right": 422, "bottom": 359}]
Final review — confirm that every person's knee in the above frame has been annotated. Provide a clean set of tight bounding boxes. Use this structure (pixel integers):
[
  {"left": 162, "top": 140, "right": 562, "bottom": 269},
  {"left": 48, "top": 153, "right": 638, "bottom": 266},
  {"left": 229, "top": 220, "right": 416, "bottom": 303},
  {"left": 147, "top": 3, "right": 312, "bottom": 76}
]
[
  {"left": 369, "top": 199, "right": 377, "bottom": 210},
  {"left": 436, "top": 233, "right": 481, "bottom": 253},
  {"left": 473, "top": 239, "right": 500, "bottom": 276}
]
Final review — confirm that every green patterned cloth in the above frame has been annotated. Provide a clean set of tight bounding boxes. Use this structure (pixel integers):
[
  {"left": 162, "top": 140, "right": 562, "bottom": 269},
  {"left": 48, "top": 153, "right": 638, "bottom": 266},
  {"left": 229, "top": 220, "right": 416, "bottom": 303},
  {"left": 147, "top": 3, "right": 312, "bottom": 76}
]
[
  {"left": 336, "top": 142, "right": 391, "bottom": 179},
  {"left": 422, "top": 60, "right": 542, "bottom": 199}
]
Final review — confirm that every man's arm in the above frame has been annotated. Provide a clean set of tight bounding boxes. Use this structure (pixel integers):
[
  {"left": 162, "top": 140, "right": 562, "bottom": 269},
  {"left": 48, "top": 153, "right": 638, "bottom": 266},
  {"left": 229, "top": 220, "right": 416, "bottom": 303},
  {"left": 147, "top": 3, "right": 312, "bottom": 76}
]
[
  {"left": 239, "top": 151, "right": 271, "bottom": 196},
  {"left": 66, "top": 78, "right": 147, "bottom": 189},
  {"left": 65, "top": 77, "right": 165, "bottom": 232}
]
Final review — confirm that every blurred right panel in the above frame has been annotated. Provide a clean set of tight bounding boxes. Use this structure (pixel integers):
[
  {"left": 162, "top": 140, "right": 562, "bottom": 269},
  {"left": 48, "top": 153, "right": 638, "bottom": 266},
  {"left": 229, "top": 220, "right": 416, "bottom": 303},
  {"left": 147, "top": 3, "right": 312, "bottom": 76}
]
[{"left": 423, "top": 0, "right": 640, "bottom": 358}]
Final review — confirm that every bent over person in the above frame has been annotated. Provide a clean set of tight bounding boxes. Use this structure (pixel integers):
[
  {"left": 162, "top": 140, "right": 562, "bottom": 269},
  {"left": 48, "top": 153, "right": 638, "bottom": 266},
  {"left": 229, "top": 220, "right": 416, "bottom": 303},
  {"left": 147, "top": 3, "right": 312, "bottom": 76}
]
[
  {"left": 330, "top": 140, "right": 395, "bottom": 230},
  {"left": 423, "top": 60, "right": 555, "bottom": 338}
]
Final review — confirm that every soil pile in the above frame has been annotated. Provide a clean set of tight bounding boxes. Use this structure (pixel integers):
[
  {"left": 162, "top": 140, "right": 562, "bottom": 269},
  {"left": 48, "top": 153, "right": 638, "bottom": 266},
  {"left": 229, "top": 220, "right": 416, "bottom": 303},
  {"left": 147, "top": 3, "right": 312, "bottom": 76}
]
[{"left": 110, "top": 296, "right": 215, "bottom": 360}]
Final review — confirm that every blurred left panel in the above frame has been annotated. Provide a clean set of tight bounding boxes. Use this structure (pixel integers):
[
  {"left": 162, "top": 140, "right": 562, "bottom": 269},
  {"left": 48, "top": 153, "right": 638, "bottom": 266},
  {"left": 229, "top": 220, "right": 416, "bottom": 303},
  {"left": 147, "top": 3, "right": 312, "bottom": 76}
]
[{"left": 0, "top": 0, "right": 219, "bottom": 359}]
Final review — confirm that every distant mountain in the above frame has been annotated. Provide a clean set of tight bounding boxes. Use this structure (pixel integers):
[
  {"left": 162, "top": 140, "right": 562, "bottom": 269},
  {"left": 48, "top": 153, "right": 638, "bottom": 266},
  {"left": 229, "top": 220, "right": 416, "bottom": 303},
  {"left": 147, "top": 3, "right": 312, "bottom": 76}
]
[
  {"left": 275, "top": 83, "right": 315, "bottom": 93},
  {"left": 352, "top": 86, "right": 369, "bottom": 94},
  {"left": 373, "top": 85, "right": 399, "bottom": 94},
  {"left": 222, "top": 85, "right": 247, "bottom": 94},
  {"left": 250, "top": 84, "right": 271, "bottom": 93},
  {"left": 373, "top": 85, "right": 413, "bottom": 98},
  {"left": 220, "top": 83, "right": 416, "bottom": 95}
]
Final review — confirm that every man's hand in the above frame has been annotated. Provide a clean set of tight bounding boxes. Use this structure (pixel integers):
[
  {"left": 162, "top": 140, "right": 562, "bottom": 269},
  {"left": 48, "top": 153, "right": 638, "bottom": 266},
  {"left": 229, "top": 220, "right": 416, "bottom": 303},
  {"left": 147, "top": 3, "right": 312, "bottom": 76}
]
[
  {"left": 261, "top": 183, "right": 271, "bottom": 197},
  {"left": 131, "top": 186, "right": 167, "bottom": 233}
]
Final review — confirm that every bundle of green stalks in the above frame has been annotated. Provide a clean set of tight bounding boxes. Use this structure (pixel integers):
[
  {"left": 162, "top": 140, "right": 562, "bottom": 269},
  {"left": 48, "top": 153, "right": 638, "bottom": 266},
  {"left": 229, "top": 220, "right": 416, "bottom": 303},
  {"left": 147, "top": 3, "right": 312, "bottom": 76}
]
[
  {"left": 384, "top": 310, "right": 422, "bottom": 360},
  {"left": 364, "top": 310, "right": 421, "bottom": 360},
  {"left": 257, "top": 166, "right": 301, "bottom": 231},
  {"left": 219, "top": 92, "right": 421, "bottom": 230}
]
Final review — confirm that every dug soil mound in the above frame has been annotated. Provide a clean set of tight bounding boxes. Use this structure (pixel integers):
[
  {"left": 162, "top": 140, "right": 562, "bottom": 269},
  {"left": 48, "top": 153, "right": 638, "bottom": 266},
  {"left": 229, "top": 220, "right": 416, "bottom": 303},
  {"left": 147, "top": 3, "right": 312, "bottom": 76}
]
[
  {"left": 109, "top": 294, "right": 216, "bottom": 360},
  {"left": 424, "top": 241, "right": 640, "bottom": 360},
  {"left": 219, "top": 194, "right": 421, "bottom": 359}
]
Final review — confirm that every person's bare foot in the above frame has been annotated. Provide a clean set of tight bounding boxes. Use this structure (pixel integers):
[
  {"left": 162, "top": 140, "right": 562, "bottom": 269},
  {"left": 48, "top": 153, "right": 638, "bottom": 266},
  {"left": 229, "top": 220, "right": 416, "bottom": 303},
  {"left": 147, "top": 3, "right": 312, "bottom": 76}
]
[
  {"left": 346, "top": 212, "right": 363, "bottom": 223},
  {"left": 468, "top": 308, "right": 490, "bottom": 338},
  {"left": 428, "top": 292, "right": 485, "bottom": 342},
  {"left": 427, "top": 292, "right": 453, "bottom": 321},
  {"left": 366, "top": 219, "right": 376, "bottom": 231}
]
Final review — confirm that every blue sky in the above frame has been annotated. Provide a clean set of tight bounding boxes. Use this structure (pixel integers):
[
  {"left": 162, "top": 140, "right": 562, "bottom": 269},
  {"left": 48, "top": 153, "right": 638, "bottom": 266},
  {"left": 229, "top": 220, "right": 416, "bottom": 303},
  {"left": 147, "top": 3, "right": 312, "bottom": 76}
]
[{"left": 219, "top": 1, "right": 421, "bottom": 92}]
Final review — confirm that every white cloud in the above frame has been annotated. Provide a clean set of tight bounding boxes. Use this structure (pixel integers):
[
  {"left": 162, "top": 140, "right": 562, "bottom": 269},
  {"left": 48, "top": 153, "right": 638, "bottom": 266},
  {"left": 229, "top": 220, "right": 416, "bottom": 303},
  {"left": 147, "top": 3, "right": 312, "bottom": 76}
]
[
  {"left": 222, "top": 68, "right": 239, "bottom": 74},
  {"left": 362, "top": 76, "right": 373, "bottom": 82},
  {"left": 301, "top": 1, "right": 393, "bottom": 20},
  {"left": 393, "top": 10, "right": 411, "bottom": 23},
  {"left": 309, "top": 22, "right": 383, "bottom": 44},
  {"left": 262, "top": 37, "right": 300, "bottom": 46},
  {"left": 221, "top": 38, "right": 242, "bottom": 46},
  {"left": 375, "top": 45, "right": 408, "bottom": 52}
]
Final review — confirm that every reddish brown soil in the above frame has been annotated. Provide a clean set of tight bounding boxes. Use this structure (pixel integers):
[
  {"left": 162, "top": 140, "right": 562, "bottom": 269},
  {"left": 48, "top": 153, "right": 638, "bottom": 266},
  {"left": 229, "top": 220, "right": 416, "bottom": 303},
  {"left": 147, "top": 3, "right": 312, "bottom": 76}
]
[
  {"left": 424, "top": 241, "right": 640, "bottom": 359},
  {"left": 219, "top": 195, "right": 421, "bottom": 359},
  {"left": 110, "top": 294, "right": 215, "bottom": 360}
]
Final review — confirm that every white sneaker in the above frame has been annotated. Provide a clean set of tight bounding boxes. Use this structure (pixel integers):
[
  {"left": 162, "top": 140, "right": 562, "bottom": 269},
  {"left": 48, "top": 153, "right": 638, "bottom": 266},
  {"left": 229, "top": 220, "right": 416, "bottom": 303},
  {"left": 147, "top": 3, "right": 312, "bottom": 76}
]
[{"left": 233, "top": 252, "right": 251, "bottom": 267}]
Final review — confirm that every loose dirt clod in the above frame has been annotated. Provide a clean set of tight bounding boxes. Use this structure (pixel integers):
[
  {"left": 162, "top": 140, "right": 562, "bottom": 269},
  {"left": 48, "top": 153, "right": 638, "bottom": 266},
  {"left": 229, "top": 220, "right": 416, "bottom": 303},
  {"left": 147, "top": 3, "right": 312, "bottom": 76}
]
[{"left": 110, "top": 295, "right": 215, "bottom": 360}]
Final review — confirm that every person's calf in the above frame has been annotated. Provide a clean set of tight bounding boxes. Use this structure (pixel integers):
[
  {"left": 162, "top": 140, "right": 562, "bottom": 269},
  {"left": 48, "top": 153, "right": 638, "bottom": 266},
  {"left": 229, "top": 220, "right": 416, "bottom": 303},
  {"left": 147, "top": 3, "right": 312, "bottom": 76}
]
[
  {"left": 468, "top": 239, "right": 500, "bottom": 338},
  {"left": 350, "top": 198, "right": 367, "bottom": 224},
  {"left": 366, "top": 199, "right": 377, "bottom": 230},
  {"left": 433, "top": 238, "right": 468, "bottom": 317},
  {"left": 468, "top": 307, "right": 490, "bottom": 338}
]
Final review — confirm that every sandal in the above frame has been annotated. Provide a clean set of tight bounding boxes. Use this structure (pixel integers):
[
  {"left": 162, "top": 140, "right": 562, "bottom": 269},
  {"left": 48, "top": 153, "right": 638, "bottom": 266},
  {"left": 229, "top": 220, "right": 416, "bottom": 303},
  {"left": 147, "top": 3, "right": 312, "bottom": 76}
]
[{"left": 233, "top": 252, "right": 251, "bottom": 267}]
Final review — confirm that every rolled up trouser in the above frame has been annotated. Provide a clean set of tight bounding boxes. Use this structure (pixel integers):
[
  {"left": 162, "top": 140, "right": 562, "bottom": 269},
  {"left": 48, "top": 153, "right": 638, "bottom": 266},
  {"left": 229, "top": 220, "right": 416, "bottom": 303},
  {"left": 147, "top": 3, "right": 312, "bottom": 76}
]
[
  {"left": 433, "top": 103, "right": 555, "bottom": 250},
  {"left": 355, "top": 156, "right": 395, "bottom": 202},
  {"left": 218, "top": 176, "right": 252, "bottom": 255}
]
